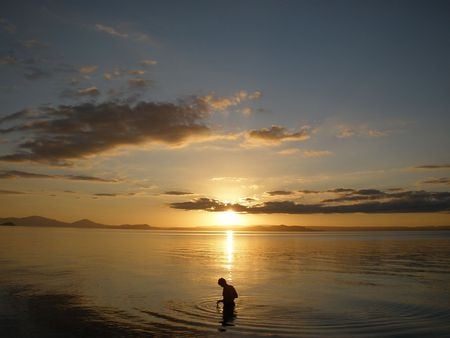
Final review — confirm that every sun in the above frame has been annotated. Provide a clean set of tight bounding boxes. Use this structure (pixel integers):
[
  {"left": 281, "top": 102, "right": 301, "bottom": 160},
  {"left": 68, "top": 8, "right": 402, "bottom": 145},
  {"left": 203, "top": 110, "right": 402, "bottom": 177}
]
[{"left": 217, "top": 209, "right": 241, "bottom": 226}]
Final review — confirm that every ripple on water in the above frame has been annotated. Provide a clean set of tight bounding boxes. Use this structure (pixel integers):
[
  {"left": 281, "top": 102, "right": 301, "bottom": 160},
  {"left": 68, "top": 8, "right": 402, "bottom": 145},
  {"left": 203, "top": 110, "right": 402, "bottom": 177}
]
[{"left": 137, "top": 295, "right": 450, "bottom": 337}]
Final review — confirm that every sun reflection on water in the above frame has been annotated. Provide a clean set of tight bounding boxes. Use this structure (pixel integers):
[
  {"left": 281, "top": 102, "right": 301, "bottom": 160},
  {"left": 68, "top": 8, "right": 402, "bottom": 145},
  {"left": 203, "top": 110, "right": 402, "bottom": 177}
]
[{"left": 225, "top": 230, "right": 234, "bottom": 280}]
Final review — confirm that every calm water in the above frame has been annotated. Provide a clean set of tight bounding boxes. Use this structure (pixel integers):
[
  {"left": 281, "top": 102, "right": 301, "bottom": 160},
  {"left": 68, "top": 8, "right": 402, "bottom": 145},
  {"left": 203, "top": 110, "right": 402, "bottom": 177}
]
[{"left": 1, "top": 227, "right": 449, "bottom": 337}]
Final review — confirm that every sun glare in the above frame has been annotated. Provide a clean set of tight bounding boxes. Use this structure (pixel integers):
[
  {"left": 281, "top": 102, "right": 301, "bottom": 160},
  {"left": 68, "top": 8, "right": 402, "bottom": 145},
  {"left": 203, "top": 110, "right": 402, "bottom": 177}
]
[{"left": 217, "top": 209, "right": 241, "bottom": 226}]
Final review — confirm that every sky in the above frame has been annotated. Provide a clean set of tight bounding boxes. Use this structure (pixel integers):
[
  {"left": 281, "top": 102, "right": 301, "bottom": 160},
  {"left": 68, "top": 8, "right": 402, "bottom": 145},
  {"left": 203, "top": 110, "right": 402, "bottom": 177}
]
[{"left": 0, "top": 0, "right": 449, "bottom": 227}]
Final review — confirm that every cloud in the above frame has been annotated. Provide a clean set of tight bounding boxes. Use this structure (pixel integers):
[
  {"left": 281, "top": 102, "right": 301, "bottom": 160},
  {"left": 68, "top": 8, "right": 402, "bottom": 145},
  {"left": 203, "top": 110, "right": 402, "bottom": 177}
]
[
  {"left": 77, "top": 87, "right": 100, "bottom": 96},
  {"left": 141, "top": 59, "right": 158, "bottom": 66},
  {"left": 128, "top": 69, "right": 146, "bottom": 75},
  {"left": 200, "top": 90, "right": 261, "bottom": 112},
  {"left": 170, "top": 189, "right": 450, "bottom": 214},
  {"left": 60, "top": 86, "right": 100, "bottom": 99},
  {"left": 419, "top": 177, "right": 450, "bottom": 186},
  {"left": 277, "top": 148, "right": 300, "bottom": 155},
  {"left": 79, "top": 65, "right": 98, "bottom": 74},
  {"left": 128, "top": 78, "right": 149, "bottom": 88},
  {"left": 0, "top": 189, "right": 25, "bottom": 195},
  {"left": 266, "top": 190, "right": 293, "bottom": 196},
  {"left": 103, "top": 69, "right": 122, "bottom": 80},
  {"left": 240, "top": 107, "right": 253, "bottom": 116},
  {"left": 164, "top": 191, "right": 194, "bottom": 196},
  {"left": 94, "top": 24, "right": 154, "bottom": 45},
  {"left": 327, "top": 188, "right": 355, "bottom": 193},
  {"left": 302, "top": 150, "right": 333, "bottom": 158},
  {"left": 0, "top": 98, "right": 215, "bottom": 164},
  {"left": 94, "top": 24, "right": 128, "bottom": 38},
  {"left": 93, "top": 192, "right": 136, "bottom": 197},
  {"left": 336, "top": 124, "right": 387, "bottom": 138},
  {"left": 247, "top": 125, "right": 310, "bottom": 145},
  {"left": 170, "top": 198, "right": 229, "bottom": 211},
  {"left": 414, "top": 164, "right": 450, "bottom": 170},
  {"left": 0, "top": 170, "right": 118, "bottom": 182},
  {"left": 322, "top": 189, "right": 387, "bottom": 203}
]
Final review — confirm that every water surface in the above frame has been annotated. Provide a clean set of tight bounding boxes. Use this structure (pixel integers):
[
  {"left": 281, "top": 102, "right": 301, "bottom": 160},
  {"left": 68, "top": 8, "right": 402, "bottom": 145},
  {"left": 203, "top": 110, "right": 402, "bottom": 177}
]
[{"left": 1, "top": 227, "right": 449, "bottom": 337}]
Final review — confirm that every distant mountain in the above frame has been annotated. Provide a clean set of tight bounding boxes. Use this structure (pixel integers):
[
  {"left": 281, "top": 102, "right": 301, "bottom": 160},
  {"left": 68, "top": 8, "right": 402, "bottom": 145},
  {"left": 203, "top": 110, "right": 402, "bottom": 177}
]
[
  {"left": 71, "top": 218, "right": 109, "bottom": 228},
  {"left": 0, "top": 216, "right": 153, "bottom": 230},
  {"left": 0, "top": 216, "right": 69, "bottom": 227}
]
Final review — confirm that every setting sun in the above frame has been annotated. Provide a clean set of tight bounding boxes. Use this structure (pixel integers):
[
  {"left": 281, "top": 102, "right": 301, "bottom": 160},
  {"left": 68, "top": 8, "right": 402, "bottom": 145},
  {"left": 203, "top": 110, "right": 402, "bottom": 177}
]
[{"left": 217, "top": 210, "right": 242, "bottom": 226}]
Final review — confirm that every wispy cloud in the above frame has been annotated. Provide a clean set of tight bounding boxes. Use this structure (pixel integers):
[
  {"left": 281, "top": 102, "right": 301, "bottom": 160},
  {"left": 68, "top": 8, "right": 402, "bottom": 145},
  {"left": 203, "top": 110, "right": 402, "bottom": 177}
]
[
  {"left": 93, "top": 192, "right": 136, "bottom": 197},
  {"left": 128, "top": 69, "right": 146, "bottom": 75},
  {"left": 60, "top": 86, "right": 100, "bottom": 99},
  {"left": 419, "top": 177, "right": 450, "bottom": 186},
  {"left": 0, "top": 170, "right": 119, "bottom": 182},
  {"left": 94, "top": 24, "right": 128, "bottom": 38},
  {"left": 336, "top": 124, "right": 387, "bottom": 138},
  {"left": 93, "top": 23, "right": 155, "bottom": 45},
  {"left": 247, "top": 125, "right": 310, "bottom": 145},
  {"left": 164, "top": 191, "right": 194, "bottom": 196},
  {"left": 266, "top": 190, "right": 293, "bottom": 196},
  {"left": 79, "top": 65, "right": 98, "bottom": 74},
  {"left": 414, "top": 164, "right": 450, "bottom": 170},
  {"left": 141, "top": 59, "right": 158, "bottom": 66},
  {"left": 200, "top": 90, "right": 261, "bottom": 112},
  {"left": 0, "top": 189, "right": 25, "bottom": 195}
]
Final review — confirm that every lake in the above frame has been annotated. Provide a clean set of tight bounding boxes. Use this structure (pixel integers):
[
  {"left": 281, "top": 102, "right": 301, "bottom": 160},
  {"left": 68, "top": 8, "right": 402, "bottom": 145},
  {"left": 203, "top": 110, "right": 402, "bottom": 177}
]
[{"left": 1, "top": 227, "right": 449, "bottom": 337}]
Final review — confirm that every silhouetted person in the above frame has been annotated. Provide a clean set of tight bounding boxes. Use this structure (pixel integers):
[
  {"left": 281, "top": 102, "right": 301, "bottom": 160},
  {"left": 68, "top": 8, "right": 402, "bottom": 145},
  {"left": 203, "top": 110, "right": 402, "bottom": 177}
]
[{"left": 217, "top": 278, "right": 238, "bottom": 326}]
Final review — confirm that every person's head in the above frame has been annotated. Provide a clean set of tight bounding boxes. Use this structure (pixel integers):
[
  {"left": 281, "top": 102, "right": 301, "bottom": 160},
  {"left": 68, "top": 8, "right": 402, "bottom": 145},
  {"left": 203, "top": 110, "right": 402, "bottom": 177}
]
[{"left": 218, "top": 278, "right": 227, "bottom": 287}]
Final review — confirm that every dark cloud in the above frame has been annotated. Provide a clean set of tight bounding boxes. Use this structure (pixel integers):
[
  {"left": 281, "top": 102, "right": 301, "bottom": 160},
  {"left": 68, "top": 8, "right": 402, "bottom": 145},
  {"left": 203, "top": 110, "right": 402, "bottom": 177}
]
[
  {"left": 298, "top": 190, "right": 320, "bottom": 194},
  {"left": 0, "top": 189, "right": 25, "bottom": 195},
  {"left": 322, "top": 188, "right": 387, "bottom": 203},
  {"left": 0, "top": 170, "right": 118, "bottom": 182},
  {"left": 0, "top": 170, "right": 50, "bottom": 179},
  {"left": 65, "top": 175, "right": 117, "bottom": 182},
  {"left": 171, "top": 190, "right": 450, "bottom": 214},
  {"left": 164, "top": 191, "right": 194, "bottom": 196},
  {"left": 414, "top": 164, "right": 450, "bottom": 170},
  {"left": 247, "top": 125, "right": 310, "bottom": 144},
  {"left": 266, "top": 190, "right": 293, "bottom": 196},
  {"left": 93, "top": 192, "right": 136, "bottom": 197},
  {"left": 420, "top": 177, "right": 450, "bottom": 186},
  {"left": 326, "top": 188, "right": 355, "bottom": 193},
  {"left": 170, "top": 198, "right": 232, "bottom": 212},
  {"left": 0, "top": 98, "right": 212, "bottom": 165}
]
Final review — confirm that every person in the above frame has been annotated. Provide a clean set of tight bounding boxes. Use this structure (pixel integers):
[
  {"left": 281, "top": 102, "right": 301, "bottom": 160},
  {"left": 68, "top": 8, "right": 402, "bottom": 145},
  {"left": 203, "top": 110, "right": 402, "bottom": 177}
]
[{"left": 217, "top": 278, "right": 238, "bottom": 326}]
